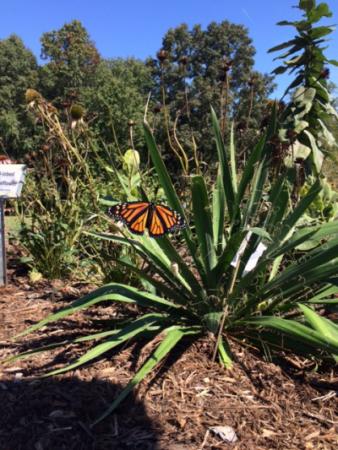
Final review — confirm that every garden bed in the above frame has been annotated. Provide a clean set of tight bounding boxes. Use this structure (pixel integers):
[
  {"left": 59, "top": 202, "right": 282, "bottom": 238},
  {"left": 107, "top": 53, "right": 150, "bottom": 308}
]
[{"left": 1, "top": 251, "right": 337, "bottom": 450}]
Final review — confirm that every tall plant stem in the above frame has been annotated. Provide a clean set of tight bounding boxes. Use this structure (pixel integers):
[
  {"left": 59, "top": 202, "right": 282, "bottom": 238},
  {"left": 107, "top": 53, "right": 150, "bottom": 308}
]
[{"left": 160, "top": 70, "right": 188, "bottom": 175}]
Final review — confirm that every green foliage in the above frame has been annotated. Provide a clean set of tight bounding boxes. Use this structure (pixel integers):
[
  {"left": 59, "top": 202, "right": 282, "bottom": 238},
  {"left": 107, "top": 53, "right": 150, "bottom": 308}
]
[
  {"left": 80, "top": 58, "right": 153, "bottom": 150},
  {"left": 18, "top": 92, "right": 99, "bottom": 279},
  {"left": 269, "top": 0, "right": 338, "bottom": 174},
  {"left": 147, "top": 22, "right": 275, "bottom": 167},
  {"left": 39, "top": 20, "right": 100, "bottom": 103},
  {"left": 11, "top": 108, "right": 338, "bottom": 423},
  {"left": 0, "top": 35, "right": 38, "bottom": 157}
]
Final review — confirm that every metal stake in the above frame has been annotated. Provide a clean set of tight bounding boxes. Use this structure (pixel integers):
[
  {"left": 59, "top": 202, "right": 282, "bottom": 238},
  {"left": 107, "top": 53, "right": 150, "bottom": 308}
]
[{"left": 0, "top": 198, "right": 7, "bottom": 286}]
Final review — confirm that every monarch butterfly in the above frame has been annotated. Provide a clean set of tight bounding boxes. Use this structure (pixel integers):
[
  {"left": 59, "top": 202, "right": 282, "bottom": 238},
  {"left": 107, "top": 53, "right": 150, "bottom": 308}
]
[{"left": 108, "top": 201, "right": 186, "bottom": 238}]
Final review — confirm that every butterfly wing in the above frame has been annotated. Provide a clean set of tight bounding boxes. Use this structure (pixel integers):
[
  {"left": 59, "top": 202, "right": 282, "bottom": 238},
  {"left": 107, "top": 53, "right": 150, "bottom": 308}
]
[
  {"left": 148, "top": 204, "right": 186, "bottom": 237},
  {"left": 109, "top": 202, "right": 150, "bottom": 235}
]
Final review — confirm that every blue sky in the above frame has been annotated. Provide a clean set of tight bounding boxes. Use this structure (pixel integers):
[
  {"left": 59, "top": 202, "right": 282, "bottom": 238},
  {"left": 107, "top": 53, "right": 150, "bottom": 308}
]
[{"left": 1, "top": 0, "right": 338, "bottom": 97}]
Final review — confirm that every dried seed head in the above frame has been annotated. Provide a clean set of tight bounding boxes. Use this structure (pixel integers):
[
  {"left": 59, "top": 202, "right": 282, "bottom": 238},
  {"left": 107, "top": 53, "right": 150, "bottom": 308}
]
[
  {"left": 153, "top": 103, "right": 162, "bottom": 114},
  {"left": 157, "top": 49, "right": 169, "bottom": 62},
  {"left": 236, "top": 121, "right": 246, "bottom": 132},
  {"left": 70, "top": 104, "right": 85, "bottom": 120},
  {"left": 248, "top": 75, "right": 258, "bottom": 87},
  {"left": 179, "top": 55, "right": 188, "bottom": 66},
  {"left": 25, "top": 89, "right": 41, "bottom": 105}
]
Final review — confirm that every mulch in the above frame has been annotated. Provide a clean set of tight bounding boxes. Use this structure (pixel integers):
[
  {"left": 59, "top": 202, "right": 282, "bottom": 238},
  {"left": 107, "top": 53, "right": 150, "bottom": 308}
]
[{"left": 0, "top": 252, "right": 337, "bottom": 450}]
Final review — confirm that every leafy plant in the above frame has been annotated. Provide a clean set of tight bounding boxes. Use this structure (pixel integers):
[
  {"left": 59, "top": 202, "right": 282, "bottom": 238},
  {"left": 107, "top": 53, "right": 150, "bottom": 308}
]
[
  {"left": 9, "top": 106, "right": 338, "bottom": 424},
  {"left": 269, "top": 0, "right": 338, "bottom": 174},
  {"left": 18, "top": 91, "right": 98, "bottom": 279}
]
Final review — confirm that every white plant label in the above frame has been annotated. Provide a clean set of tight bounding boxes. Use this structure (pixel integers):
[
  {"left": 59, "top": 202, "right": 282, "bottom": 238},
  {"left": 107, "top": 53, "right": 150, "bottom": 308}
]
[
  {"left": 231, "top": 232, "right": 267, "bottom": 275},
  {"left": 0, "top": 164, "right": 26, "bottom": 198}
]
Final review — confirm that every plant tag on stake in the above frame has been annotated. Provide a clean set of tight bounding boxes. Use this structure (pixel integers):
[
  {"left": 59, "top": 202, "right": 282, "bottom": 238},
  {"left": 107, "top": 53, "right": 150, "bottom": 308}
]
[
  {"left": 230, "top": 232, "right": 267, "bottom": 275},
  {"left": 0, "top": 164, "right": 26, "bottom": 198},
  {"left": 0, "top": 164, "right": 27, "bottom": 285}
]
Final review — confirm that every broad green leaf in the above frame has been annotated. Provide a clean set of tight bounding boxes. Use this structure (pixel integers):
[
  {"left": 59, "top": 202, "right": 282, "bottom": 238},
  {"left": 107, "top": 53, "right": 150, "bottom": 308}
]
[
  {"left": 299, "top": 0, "right": 315, "bottom": 12},
  {"left": 249, "top": 228, "right": 272, "bottom": 242},
  {"left": 308, "top": 3, "right": 332, "bottom": 23}
]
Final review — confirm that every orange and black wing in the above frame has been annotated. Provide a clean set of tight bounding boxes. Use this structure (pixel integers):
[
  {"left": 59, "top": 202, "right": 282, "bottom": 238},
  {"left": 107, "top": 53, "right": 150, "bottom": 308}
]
[
  {"left": 148, "top": 204, "right": 186, "bottom": 238},
  {"left": 109, "top": 202, "right": 150, "bottom": 235}
]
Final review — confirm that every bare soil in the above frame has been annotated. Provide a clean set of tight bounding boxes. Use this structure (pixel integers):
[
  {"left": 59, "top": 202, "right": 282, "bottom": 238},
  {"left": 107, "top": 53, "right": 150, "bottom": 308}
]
[{"left": 0, "top": 250, "right": 337, "bottom": 450}]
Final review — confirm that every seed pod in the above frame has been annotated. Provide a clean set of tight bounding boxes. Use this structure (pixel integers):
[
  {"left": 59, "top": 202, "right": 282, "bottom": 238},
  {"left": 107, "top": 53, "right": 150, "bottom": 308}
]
[
  {"left": 25, "top": 89, "right": 41, "bottom": 105},
  {"left": 153, "top": 103, "right": 162, "bottom": 114},
  {"left": 157, "top": 49, "right": 169, "bottom": 62},
  {"left": 179, "top": 55, "right": 188, "bottom": 66},
  {"left": 70, "top": 104, "right": 85, "bottom": 120},
  {"left": 123, "top": 149, "right": 140, "bottom": 175}
]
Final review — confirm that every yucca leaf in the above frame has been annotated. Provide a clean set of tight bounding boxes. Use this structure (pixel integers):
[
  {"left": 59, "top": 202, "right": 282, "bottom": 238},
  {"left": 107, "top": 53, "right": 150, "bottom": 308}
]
[
  {"left": 45, "top": 314, "right": 166, "bottom": 377},
  {"left": 243, "top": 157, "right": 268, "bottom": 227},
  {"left": 91, "top": 325, "right": 201, "bottom": 425},
  {"left": 233, "top": 134, "right": 267, "bottom": 225},
  {"left": 115, "top": 258, "right": 191, "bottom": 304},
  {"left": 243, "top": 316, "right": 338, "bottom": 353},
  {"left": 5, "top": 328, "right": 124, "bottom": 364},
  {"left": 262, "top": 240, "right": 338, "bottom": 299},
  {"left": 15, "top": 284, "right": 189, "bottom": 338},
  {"left": 150, "top": 235, "right": 206, "bottom": 301},
  {"left": 218, "top": 337, "right": 233, "bottom": 368},
  {"left": 86, "top": 231, "right": 193, "bottom": 299},
  {"left": 210, "top": 107, "right": 235, "bottom": 221},
  {"left": 192, "top": 175, "right": 217, "bottom": 283},
  {"left": 211, "top": 230, "right": 247, "bottom": 284},
  {"left": 298, "top": 304, "right": 338, "bottom": 348},
  {"left": 306, "top": 282, "right": 338, "bottom": 303},
  {"left": 274, "top": 179, "right": 322, "bottom": 243},
  {"left": 143, "top": 121, "right": 204, "bottom": 277},
  {"left": 212, "top": 168, "right": 226, "bottom": 252}
]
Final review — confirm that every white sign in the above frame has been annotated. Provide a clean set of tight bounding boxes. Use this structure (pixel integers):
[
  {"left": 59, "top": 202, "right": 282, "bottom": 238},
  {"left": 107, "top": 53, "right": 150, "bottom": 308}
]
[{"left": 0, "top": 164, "right": 26, "bottom": 198}]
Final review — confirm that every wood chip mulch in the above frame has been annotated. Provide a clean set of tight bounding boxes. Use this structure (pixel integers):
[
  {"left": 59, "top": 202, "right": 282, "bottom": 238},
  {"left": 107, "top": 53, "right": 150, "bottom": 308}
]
[{"left": 0, "top": 261, "right": 337, "bottom": 450}]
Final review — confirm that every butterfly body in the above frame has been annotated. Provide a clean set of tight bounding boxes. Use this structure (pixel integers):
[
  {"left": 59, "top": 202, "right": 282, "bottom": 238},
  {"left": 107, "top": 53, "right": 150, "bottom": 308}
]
[{"left": 109, "top": 201, "right": 186, "bottom": 238}]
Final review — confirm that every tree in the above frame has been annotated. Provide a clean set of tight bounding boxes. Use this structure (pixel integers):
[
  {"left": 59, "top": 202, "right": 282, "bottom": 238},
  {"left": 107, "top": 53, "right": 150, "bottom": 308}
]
[
  {"left": 39, "top": 20, "right": 101, "bottom": 105},
  {"left": 80, "top": 58, "right": 153, "bottom": 154},
  {"left": 147, "top": 22, "right": 275, "bottom": 169},
  {"left": 0, "top": 35, "right": 38, "bottom": 157}
]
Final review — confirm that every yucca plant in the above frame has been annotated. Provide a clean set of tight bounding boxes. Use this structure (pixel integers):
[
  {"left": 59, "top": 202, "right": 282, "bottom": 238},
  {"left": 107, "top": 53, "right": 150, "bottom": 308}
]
[{"left": 7, "top": 106, "right": 338, "bottom": 424}]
